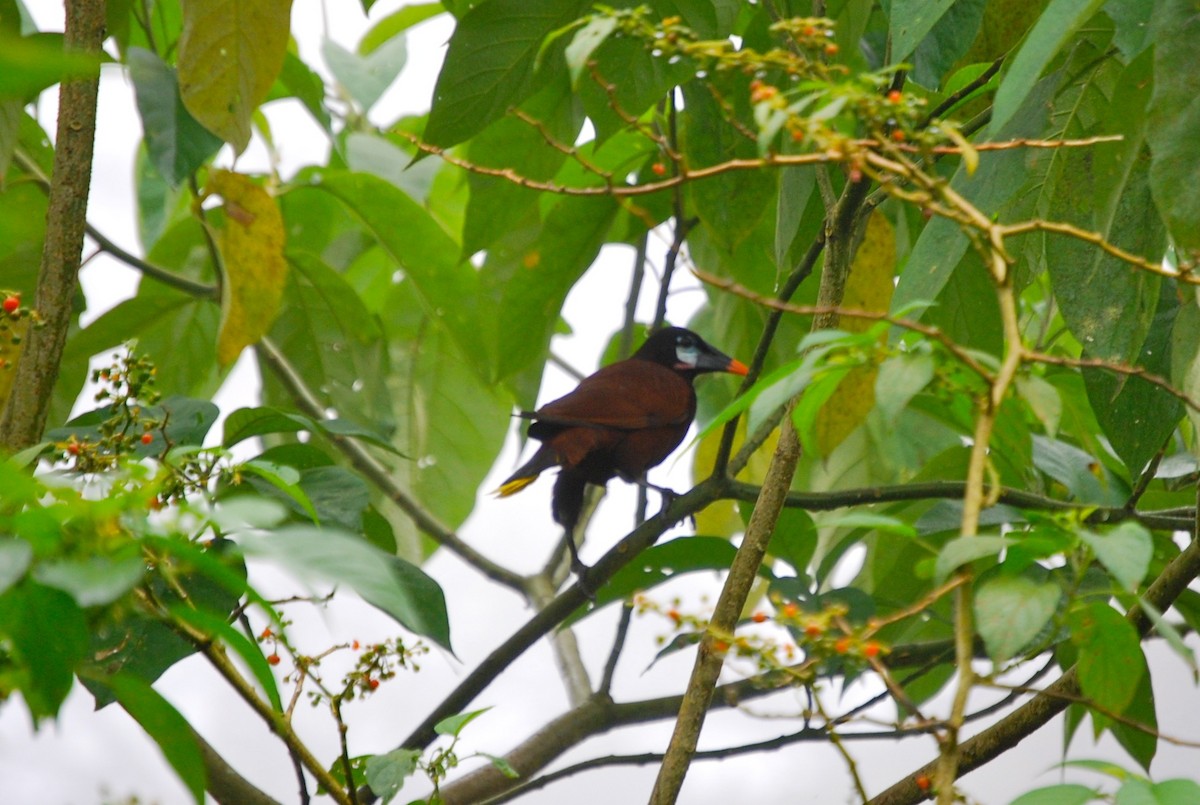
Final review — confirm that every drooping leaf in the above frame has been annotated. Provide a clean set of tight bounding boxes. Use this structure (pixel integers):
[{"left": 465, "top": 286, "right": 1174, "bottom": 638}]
[
  {"left": 322, "top": 34, "right": 407, "bottom": 112},
  {"left": 0, "top": 582, "right": 89, "bottom": 720},
  {"left": 816, "top": 212, "right": 895, "bottom": 454},
  {"left": 1069, "top": 600, "right": 1145, "bottom": 719},
  {"left": 365, "top": 748, "right": 421, "bottom": 804},
  {"left": 127, "top": 47, "right": 223, "bottom": 186},
  {"left": 1147, "top": 0, "right": 1200, "bottom": 253},
  {"left": 32, "top": 554, "right": 146, "bottom": 607},
  {"left": 207, "top": 170, "right": 288, "bottom": 365},
  {"left": 177, "top": 0, "right": 293, "bottom": 153},
  {"left": 237, "top": 526, "right": 451, "bottom": 650},
  {"left": 989, "top": 0, "right": 1108, "bottom": 136}
]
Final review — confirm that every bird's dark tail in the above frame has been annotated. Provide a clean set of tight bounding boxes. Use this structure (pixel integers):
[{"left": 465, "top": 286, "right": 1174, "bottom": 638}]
[
  {"left": 495, "top": 444, "right": 558, "bottom": 497},
  {"left": 551, "top": 470, "right": 588, "bottom": 534}
]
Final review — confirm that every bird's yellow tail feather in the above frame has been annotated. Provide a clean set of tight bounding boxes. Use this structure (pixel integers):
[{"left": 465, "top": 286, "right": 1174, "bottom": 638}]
[{"left": 495, "top": 474, "right": 538, "bottom": 497}]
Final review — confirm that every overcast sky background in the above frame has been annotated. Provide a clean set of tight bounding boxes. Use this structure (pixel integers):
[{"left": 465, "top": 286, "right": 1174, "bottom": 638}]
[{"left": 4, "top": 2, "right": 1199, "bottom": 803}]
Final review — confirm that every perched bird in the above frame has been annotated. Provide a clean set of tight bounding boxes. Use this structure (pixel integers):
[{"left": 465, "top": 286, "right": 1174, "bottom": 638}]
[{"left": 498, "top": 327, "right": 749, "bottom": 578}]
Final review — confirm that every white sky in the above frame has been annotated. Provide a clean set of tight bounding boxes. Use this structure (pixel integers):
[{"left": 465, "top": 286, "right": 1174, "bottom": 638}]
[{"left": 4, "top": 2, "right": 1199, "bottom": 804}]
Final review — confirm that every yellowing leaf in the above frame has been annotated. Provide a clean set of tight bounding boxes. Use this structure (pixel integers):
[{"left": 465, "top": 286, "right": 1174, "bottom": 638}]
[
  {"left": 208, "top": 170, "right": 287, "bottom": 366},
  {"left": 178, "top": 0, "right": 293, "bottom": 154},
  {"left": 815, "top": 211, "right": 895, "bottom": 455},
  {"left": 692, "top": 419, "right": 780, "bottom": 537}
]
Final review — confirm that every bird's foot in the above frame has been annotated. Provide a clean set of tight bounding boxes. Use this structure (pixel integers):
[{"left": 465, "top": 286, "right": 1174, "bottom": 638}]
[
  {"left": 643, "top": 482, "right": 694, "bottom": 528},
  {"left": 572, "top": 558, "right": 597, "bottom": 600}
]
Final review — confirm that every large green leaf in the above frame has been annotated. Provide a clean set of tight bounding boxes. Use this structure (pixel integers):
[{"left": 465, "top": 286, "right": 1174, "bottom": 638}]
[
  {"left": 32, "top": 553, "right": 146, "bottom": 607},
  {"left": 100, "top": 673, "right": 206, "bottom": 804},
  {"left": 177, "top": 0, "right": 293, "bottom": 153},
  {"left": 1079, "top": 522, "right": 1152, "bottom": 593},
  {"left": 974, "top": 570, "right": 1061, "bottom": 663},
  {"left": 1147, "top": 0, "right": 1200, "bottom": 253},
  {"left": 309, "top": 171, "right": 490, "bottom": 378},
  {"left": 322, "top": 34, "right": 408, "bottom": 112},
  {"left": 889, "top": 0, "right": 958, "bottom": 63},
  {"left": 424, "top": 0, "right": 590, "bottom": 147},
  {"left": 0, "top": 582, "right": 89, "bottom": 720},
  {"left": 128, "top": 47, "right": 223, "bottom": 187},
  {"left": 909, "top": 0, "right": 988, "bottom": 90},
  {"left": 1069, "top": 600, "right": 1145, "bottom": 719},
  {"left": 238, "top": 526, "right": 451, "bottom": 650},
  {"left": 892, "top": 76, "right": 1055, "bottom": 316},
  {"left": 989, "top": 0, "right": 1108, "bottom": 136}
]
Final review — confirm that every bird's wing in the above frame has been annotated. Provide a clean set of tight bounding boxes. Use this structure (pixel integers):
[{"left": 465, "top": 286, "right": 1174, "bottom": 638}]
[{"left": 531, "top": 361, "right": 693, "bottom": 431}]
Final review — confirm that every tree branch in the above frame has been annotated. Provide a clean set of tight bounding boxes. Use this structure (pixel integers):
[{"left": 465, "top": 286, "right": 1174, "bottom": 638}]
[{"left": 0, "top": 0, "right": 105, "bottom": 451}]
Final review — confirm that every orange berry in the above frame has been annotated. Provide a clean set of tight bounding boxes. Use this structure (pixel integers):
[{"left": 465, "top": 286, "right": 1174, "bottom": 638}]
[
  {"left": 791, "top": 129, "right": 805, "bottom": 142},
  {"left": 667, "top": 609, "right": 682, "bottom": 624},
  {"left": 651, "top": 162, "right": 667, "bottom": 176},
  {"left": 2, "top": 295, "right": 18, "bottom": 314},
  {"left": 267, "top": 653, "right": 281, "bottom": 666},
  {"left": 834, "top": 637, "right": 852, "bottom": 654},
  {"left": 750, "top": 84, "right": 778, "bottom": 103},
  {"left": 887, "top": 90, "right": 902, "bottom": 103},
  {"left": 368, "top": 678, "right": 380, "bottom": 690},
  {"left": 352, "top": 640, "right": 361, "bottom": 650},
  {"left": 66, "top": 442, "right": 81, "bottom": 456},
  {"left": 260, "top": 627, "right": 273, "bottom": 639},
  {"left": 752, "top": 612, "right": 768, "bottom": 623},
  {"left": 915, "top": 774, "right": 931, "bottom": 791},
  {"left": 863, "top": 641, "right": 881, "bottom": 658},
  {"left": 141, "top": 432, "right": 153, "bottom": 445},
  {"left": 804, "top": 623, "right": 823, "bottom": 639},
  {"left": 824, "top": 43, "right": 839, "bottom": 56},
  {"left": 891, "top": 129, "right": 906, "bottom": 142},
  {"left": 802, "top": 26, "right": 816, "bottom": 37},
  {"left": 781, "top": 603, "right": 799, "bottom": 618},
  {"left": 712, "top": 639, "right": 730, "bottom": 653}
]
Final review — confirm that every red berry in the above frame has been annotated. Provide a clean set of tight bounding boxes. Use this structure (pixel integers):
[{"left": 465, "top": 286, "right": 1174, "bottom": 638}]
[
  {"left": 267, "top": 653, "right": 281, "bottom": 666},
  {"left": 834, "top": 637, "right": 852, "bottom": 654},
  {"left": 368, "top": 678, "right": 380, "bottom": 690},
  {"left": 804, "top": 623, "right": 823, "bottom": 639},
  {"left": 711, "top": 640, "right": 730, "bottom": 653},
  {"left": 651, "top": 162, "right": 667, "bottom": 176},
  {"left": 66, "top": 442, "right": 81, "bottom": 456},
  {"left": 824, "top": 43, "right": 839, "bottom": 56},
  {"left": 891, "top": 129, "right": 906, "bottom": 142},
  {"left": 260, "top": 628, "right": 273, "bottom": 639},
  {"left": 752, "top": 612, "right": 768, "bottom": 623},
  {"left": 887, "top": 90, "right": 902, "bottom": 103},
  {"left": 915, "top": 774, "right": 931, "bottom": 792},
  {"left": 352, "top": 640, "right": 361, "bottom": 650},
  {"left": 2, "top": 296, "right": 18, "bottom": 314},
  {"left": 864, "top": 641, "right": 881, "bottom": 658},
  {"left": 781, "top": 603, "right": 799, "bottom": 618},
  {"left": 141, "top": 432, "right": 154, "bottom": 445}
]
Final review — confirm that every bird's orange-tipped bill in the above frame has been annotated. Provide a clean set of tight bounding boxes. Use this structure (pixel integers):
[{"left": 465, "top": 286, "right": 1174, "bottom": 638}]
[{"left": 725, "top": 358, "right": 749, "bottom": 376}]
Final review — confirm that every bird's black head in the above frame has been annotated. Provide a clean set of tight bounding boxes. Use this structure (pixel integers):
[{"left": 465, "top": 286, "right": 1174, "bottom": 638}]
[{"left": 634, "top": 327, "right": 749, "bottom": 379}]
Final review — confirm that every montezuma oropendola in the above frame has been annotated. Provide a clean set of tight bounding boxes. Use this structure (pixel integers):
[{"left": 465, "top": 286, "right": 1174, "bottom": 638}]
[{"left": 497, "top": 327, "right": 748, "bottom": 579}]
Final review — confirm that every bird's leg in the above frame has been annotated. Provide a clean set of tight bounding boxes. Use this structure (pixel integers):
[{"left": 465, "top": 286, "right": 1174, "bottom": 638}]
[
  {"left": 560, "top": 527, "right": 596, "bottom": 599},
  {"left": 627, "top": 474, "right": 692, "bottom": 527}
]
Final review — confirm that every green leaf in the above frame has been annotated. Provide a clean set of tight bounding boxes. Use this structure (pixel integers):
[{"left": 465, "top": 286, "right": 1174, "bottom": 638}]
[
  {"left": 310, "top": 171, "right": 488, "bottom": 378},
  {"left": 875, "top": 353, "right": 935, "bottom": 426},
  {"left": 0, "top": 538, "right": 32, "bottom": 595},
  {"left": 974, "top": 572, "right": 1061, "bottom": 663},
  {"left": 0, "top": 31, "right": 100, "bottom": 101},
  {"left": 989, "top": 0, "right": 1108, "bottom": 136},
  {"left": 934, "top": 535, "right": 1009, "bottom": 584},
  {"left": 0, "top": 582, "right": 89, "bottom": 720},
  {"left": 1116, "top": 778, "right": 1200, "bottom": 805},
  {"left": 365, "top": 748, "right": 421, "bottom": 804},
  {"left": 128, "top": 47, "right": 223, "bottom": 186},
  {"left": 1079, "top": 522, "right": 1152, "bottom": 592},
  {"left": 1016, "top": 374, "right": 1062, "bottom": 437},
  {"left": 322, "top": 34, "right": 408, "bottom": 112},
  {"left": 177, "top": 0, "right": 293, "bottom": 153},
  {"left": 46, "top": 396, "right": 219, "bottom": 454},
  {"left": 101, "top": 673, "right": 206, "bottom": 804},
  {"left": 1069, "top": 600, "right": 1145, "bottom": 718},
  {"left": 1008, "top": 784, "right": 1098, "bottom": 805},
  {"left": 32, "top": 554, "right": 146, "bottom": 607},
  {"left": 1031, "top": 435, "right": 1126, "bottom": 506},
  {"left": 360, "top": 2, "right": 445, "bottom": 55},
  {"left": 237, "top": 526, "right": 451, "bottom": 650},
  {"left": 1147, "top": 0, "right": 1200, "bottom": 253},
  {"left": 892, "top": 76, "right": 1055, "bottom": 316},
  {"left": 271, "top": 50, "right": 331, "bottom": 130},
  {"left": 424, "top": 0, "right": 590, "bottom": 147},
  {"left": 909, "top": 0, "right": 988, "bottom": 90},
  {"left": 564, "top": 15, "right": 617, "bottom": 85},
  {"left": 889, "top": 0, "right": 957, "bottom": 63},
  {"left": 167, "top": 604, "right": 283, "bottom": 712},
  {"left": 567, "top": 537, "right": 739, "bottom": 623},
  {"left": 435, "top": 706, "right": 490, "bottom": 737}
]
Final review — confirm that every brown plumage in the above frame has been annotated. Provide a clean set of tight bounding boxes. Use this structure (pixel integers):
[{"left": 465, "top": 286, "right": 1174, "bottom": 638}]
[{"left": 498, "top": 327, "right": 748, "bottom": 576}]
